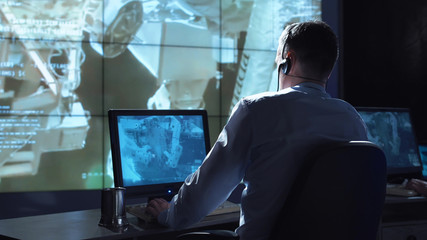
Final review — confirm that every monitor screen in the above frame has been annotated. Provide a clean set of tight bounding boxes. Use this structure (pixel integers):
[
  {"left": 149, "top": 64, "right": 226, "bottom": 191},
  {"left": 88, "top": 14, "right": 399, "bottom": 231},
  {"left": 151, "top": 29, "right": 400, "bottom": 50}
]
[
  {"left": 357, "top": 108, "right": 422, "bottom": 177},
  {"left": 109, "top": 109, "right": 210, "bottom": 199}
]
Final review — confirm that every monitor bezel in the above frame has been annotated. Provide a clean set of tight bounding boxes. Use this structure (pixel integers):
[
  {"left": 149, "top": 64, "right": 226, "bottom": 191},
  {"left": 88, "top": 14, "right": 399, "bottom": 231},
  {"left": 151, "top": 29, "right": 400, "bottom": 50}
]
[
  {"left": 356, "top": 107, "right": 423, "bottom": 178},
  {"left": 108, "top": 109, "right": 211, "bottom": 200}
]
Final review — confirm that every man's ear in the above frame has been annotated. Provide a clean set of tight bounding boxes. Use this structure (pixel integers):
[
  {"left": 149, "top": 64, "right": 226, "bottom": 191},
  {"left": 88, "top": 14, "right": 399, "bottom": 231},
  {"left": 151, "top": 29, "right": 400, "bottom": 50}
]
[
  {"left": 285, "top": 51, "right": 297, "bottom": 74},
  {"left": 286, "top": 50, "right": 296, "bottom": 61}
]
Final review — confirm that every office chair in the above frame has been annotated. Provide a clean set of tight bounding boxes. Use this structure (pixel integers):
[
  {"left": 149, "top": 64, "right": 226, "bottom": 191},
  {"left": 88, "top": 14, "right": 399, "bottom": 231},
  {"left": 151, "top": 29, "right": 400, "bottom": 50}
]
[{"left": 177, "top": 141, "right": 387, "bottom": 240}]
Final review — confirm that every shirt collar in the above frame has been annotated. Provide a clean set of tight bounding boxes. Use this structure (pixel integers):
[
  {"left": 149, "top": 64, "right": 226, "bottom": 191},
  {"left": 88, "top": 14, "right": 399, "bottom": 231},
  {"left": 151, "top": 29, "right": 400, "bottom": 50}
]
[{"left": 292, "top": 82, "right": 330, "bottom": 97}]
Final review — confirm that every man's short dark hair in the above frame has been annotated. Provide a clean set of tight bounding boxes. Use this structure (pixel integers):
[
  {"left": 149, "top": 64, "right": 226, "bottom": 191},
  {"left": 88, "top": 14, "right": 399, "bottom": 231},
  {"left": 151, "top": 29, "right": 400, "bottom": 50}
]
[{"left": 281, "top": 21, "right": 338, "bottom": 78}]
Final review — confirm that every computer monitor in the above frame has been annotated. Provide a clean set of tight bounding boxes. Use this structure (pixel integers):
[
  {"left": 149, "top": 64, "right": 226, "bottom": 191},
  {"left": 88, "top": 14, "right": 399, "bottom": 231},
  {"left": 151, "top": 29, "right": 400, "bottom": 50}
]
[
  {"left": 108, "top": 109, "right": 211, "bottom": 201},
  {"left": 418, "top": 143, "right": 427, "bottom": 178},
  {"left": 357, "top": 107, "right": 423, "bottom": 178}
]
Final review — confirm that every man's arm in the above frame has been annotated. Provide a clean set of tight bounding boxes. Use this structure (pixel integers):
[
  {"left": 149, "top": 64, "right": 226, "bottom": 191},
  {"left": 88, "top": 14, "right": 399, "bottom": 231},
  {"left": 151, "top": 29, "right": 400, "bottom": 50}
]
[
  {"left": 147, "top": 100, "right": 252, "bottom": 229},
  {"left": 146, "top": 198, "right": 170, "bottom": 217}
]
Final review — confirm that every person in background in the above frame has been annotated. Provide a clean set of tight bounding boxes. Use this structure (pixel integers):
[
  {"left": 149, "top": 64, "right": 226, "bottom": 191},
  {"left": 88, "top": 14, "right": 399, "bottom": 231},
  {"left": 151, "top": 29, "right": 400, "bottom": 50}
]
[{"left": 407, "top": 179, "right": 427, "bottom": 196}]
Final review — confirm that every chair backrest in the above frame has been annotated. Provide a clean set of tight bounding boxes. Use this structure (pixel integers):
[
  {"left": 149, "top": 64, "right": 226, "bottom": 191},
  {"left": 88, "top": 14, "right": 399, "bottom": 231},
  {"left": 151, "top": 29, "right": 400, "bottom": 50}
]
[{"left": 271, "top": 141, "right": 387, "bottom": 240}]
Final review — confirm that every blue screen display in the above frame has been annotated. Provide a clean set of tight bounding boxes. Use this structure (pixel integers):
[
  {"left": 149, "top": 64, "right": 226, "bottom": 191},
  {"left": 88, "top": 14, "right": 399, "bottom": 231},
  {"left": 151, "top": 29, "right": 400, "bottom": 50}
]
[
  {"left": 117, "top": 115, "right": 206, "bottom": 187},
  {"left": 358, "top": 110, "right": 421, "bottom": 170}
]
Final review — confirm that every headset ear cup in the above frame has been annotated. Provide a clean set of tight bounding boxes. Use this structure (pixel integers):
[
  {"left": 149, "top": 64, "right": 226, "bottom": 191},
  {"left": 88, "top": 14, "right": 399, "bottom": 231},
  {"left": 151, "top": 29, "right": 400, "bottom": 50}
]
[
  {"left": 280, "top": 62, "right": 287, "bottom": 75},
  {"left": 282, "top": 58, "right": 291, "bottom": 75},
  {"left": 279, "top": 58, "right": 291, "bottom": 75}
]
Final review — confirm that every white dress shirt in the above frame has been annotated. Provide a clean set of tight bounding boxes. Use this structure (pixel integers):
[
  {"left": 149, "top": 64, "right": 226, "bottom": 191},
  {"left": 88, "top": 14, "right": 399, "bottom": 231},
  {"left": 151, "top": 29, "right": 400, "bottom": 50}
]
[{"left": 158, "top": 82, "right": 368, "bottom": 240}]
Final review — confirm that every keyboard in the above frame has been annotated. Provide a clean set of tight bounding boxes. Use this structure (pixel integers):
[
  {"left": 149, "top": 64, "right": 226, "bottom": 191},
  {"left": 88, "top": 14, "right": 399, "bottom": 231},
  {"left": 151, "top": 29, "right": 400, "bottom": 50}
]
[
  {"left": 386, "top": 183, "right": 419, "bottom": 197},
  {"left": 207, "top": 201, "right": 241, "bottom": 216},
  {"left": 126, "top": 201, "right": 240, "bottom": 223},
  {"left": 126, "top": 203, "right": 156, "bottom": 223}
]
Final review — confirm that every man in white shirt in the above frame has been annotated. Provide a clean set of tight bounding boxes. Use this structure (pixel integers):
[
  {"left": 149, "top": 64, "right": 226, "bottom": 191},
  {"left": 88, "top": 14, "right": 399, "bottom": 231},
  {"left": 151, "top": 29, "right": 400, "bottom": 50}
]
[{"left": 146, "top": 20, "right": 368, "bottom": 240}]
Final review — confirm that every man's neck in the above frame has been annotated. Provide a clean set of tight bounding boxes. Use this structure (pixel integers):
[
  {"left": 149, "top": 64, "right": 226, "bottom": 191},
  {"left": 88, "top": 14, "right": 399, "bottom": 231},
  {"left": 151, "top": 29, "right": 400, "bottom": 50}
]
[{"left": 288, "top": 75, "right": 326, "bottom": 88}]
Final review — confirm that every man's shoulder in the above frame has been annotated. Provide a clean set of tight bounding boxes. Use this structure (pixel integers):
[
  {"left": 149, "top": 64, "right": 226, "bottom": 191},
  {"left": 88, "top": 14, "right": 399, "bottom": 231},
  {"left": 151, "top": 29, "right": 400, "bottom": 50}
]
[
  {"left": 242, "top": 88, "right": 300, "bottom": 105},
  {"left": 237, "top": 89, "right": 359, "bottom": 118}
]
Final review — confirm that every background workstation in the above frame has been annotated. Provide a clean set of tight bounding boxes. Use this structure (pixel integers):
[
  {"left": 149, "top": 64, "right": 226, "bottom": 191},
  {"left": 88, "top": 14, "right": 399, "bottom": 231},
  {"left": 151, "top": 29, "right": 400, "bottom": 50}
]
[{"left": 0, "top": 0, "right": 427, "bottom": 238}]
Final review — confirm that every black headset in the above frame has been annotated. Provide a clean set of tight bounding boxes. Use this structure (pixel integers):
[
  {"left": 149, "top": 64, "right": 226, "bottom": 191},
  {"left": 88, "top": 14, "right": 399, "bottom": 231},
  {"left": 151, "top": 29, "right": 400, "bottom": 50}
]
[
  {"left": 277, "top": 57, "right": 291, "bottom": 91},
  {"left": 277, "top": 54, "right": 325, "bottom": 91},
  {"left": 279, "top": 58, "right": 291, "bottom": 75}
]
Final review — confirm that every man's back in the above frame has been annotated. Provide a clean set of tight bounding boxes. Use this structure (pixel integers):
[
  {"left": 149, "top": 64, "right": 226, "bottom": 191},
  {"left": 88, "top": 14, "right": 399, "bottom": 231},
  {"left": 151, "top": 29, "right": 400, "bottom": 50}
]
[
  {"left": 151, "top": 21, "right": 367, "bottom": 240},
  {"left": 235, "top": 82, "right": 367, "bottom": 239}
]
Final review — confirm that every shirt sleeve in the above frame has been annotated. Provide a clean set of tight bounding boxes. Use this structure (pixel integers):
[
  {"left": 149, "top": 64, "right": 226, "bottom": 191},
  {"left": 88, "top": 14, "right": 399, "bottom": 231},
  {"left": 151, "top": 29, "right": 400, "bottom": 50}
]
[{"left": 158, "top": 100, "right": 253, "bottom": 229}]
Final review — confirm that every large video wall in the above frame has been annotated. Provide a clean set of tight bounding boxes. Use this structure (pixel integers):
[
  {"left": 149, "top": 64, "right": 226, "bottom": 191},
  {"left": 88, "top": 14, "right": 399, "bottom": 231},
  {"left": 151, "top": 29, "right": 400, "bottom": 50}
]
[{"left": 0, "top": 0, "right": 322, "bottom": 193}]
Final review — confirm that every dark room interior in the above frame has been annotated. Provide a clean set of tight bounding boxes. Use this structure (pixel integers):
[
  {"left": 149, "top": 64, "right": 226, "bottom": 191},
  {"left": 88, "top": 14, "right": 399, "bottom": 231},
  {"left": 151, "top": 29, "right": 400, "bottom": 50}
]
[{"left": 1, "top": 1, "right": 427, "bottom": 239}]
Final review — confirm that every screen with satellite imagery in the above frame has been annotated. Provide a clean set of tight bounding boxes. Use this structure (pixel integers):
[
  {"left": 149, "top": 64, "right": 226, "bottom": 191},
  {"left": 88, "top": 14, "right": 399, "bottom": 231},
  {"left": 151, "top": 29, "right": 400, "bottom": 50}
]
[
  {"left": 117, "top": 114, "right": 207, "bottom": 187},
  {"left": 0, "top": 0, "right": 332, "bottom": 194},
  {"left": 358, "top": 108, "right": 422, "bottom": 175}
]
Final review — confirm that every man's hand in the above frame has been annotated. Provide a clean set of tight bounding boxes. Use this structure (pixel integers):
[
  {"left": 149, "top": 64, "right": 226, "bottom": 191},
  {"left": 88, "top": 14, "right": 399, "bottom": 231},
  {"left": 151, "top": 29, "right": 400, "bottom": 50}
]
[
  {"left": 406, "top": 179, "right": 427, "bottom": 197},
  {"left": 146, "top": 198, "right": 170, "bottom": 218}
]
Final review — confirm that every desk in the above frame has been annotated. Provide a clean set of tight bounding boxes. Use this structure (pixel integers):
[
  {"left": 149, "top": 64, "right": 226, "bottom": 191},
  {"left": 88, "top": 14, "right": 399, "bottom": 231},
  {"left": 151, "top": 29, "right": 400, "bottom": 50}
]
[
  {"left": 0, "top": 209, "right": 239, "bottom": 240},
  {"left": 379, "top": 196, "right": 427, "bottom": 240}
]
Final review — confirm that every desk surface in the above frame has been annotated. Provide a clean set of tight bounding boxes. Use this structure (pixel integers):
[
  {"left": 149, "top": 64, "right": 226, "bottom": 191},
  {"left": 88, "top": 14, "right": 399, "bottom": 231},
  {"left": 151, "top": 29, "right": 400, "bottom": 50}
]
[
  {"left": 0, "top": 209, "right": 239, "bottom": 240},
  {"left": 385, "top": 195, "right": 427, "bottom": 204}
]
